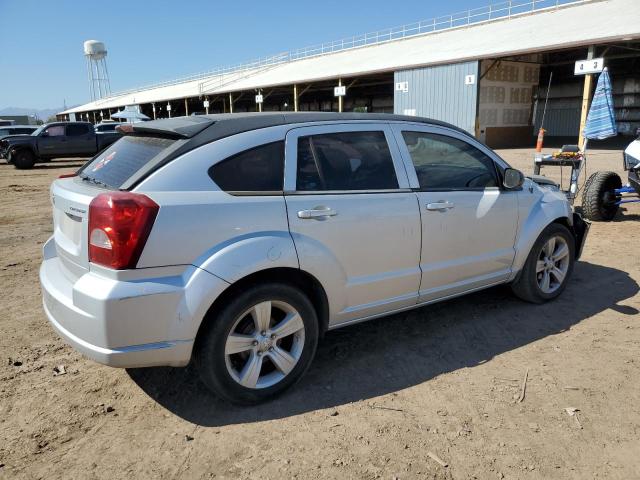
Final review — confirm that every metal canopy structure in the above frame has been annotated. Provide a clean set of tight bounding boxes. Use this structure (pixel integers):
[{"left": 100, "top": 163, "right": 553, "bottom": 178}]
[{"left": 61, "top": 0, "right": 639, "bottom": 138}]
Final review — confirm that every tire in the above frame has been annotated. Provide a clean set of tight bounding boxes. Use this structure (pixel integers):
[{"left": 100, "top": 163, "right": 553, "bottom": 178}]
[
  {"left": 581, "top": 171, "right": 622, "bottom": 221},
  {"left": 195, "top": 283, "right": 319, "bottom": 405},
  {"left": 12, "top": 150, "right": 36, "bottom": 170},
  {"left": 511, "top": 223, "right": 575, "bottom": 304}
]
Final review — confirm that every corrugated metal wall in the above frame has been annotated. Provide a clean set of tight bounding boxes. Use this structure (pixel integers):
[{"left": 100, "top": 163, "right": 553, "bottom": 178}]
[
  {"left": 533, "top": 76, "right": 640, "bottom": 137},
  {"left": 394, "top": 61, "right": 479, "bottom": 134}
]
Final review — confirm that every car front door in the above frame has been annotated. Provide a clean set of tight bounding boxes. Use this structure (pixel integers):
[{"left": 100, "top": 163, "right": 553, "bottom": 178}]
[
  {"left": 284, "top": 123, "right": 422, "bottom": 327},
  {"left": 391, "top": 124, "right": 518, "bottom": 303},
  {"left": 38, "top": 125, "right": 68, "bottom": 157}
]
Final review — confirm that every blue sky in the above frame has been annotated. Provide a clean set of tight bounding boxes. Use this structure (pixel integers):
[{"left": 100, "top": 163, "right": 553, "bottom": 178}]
[{"left": 0, "top": 0, "right": 490, "bottom": 109}]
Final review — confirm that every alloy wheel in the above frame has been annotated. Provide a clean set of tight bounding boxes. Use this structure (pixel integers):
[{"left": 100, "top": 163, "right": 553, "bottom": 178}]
[
  {"left": 224, "top": 300, "right": 305, "bottom": 389},
  {"left": 536, "top": 235, "right": 570, "bottom": 294}
]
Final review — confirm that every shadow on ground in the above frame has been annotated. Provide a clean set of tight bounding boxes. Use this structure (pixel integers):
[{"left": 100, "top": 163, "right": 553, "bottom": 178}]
[{"left": 128, "top": 260, "right": 638, "bottom": 426}]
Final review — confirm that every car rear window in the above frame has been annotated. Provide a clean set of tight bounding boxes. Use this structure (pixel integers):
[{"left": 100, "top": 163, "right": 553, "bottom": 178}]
[
  {"left": 209, "top": 141, "right": 284, "bottom": 192},
  {"left": 80, "top": 136, "right": 176, "bottom": 189}
]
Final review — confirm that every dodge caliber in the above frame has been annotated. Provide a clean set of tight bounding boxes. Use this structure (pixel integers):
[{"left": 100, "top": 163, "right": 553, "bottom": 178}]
[{"left": 40, "top": 113, "right": 589, "bottom": 404}]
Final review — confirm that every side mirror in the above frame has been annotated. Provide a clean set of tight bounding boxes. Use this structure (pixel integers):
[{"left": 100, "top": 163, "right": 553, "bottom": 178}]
[
  {"left": 503, "top": 168, "right": 525, "bottom": 189},
  {"left": 41, "top": 131, "right": 49, "bottom": 137}
]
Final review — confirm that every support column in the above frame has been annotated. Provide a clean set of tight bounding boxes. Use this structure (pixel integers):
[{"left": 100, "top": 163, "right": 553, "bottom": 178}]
[
  {"left": 338, "top": 78, "right": 343, "bottom": 113},
  {"left": 578, "top": 45, "right": 595, "bottom": 150},
  {"left": 205, "top": 97, "right": 209, "bottom": 115},
  {"left": 229, "top": 93, "right": 234, "bottom": 113},
  {"left": 184, "top": 98, "right": 189, "bottom": 116},
  {"left": 152, "top": 103, "right": 156, "bottom": 119},
  {"left": 294, "top": 84, "right": 299, "bottom": 112}
]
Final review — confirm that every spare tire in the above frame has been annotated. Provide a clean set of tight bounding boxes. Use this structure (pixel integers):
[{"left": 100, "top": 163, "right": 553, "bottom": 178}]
[{"left": 581, "top": 171, "right": 622, "bottom": 221}]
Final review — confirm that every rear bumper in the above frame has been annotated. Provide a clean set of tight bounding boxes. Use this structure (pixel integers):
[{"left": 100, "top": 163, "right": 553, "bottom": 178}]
[
  {"left": 42, "top": 299, "right": 194, "bottom": 367},
  {"left": 40, "top": 237, "right": 228, "bottom": 368}
]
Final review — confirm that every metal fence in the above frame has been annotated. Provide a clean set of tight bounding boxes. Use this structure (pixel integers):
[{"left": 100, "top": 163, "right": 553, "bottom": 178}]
[{"left": 102, "top": 0, "right": 588, "bottom": 101}]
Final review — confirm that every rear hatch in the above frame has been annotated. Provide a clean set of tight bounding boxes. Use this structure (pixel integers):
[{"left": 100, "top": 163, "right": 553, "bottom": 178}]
[{"left": 51, "top": 134, "right": 180, "bottom": 278}]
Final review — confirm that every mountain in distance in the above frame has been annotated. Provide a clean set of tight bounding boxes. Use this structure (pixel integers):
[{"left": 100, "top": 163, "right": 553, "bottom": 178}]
[{"left": 0, "top": 106, "right": 76, "bottom": 122}]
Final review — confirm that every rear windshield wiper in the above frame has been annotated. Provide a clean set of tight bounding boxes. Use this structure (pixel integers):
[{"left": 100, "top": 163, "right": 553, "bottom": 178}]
[{"left": 79, "top": 173, "right": 111, "bottom": 189}]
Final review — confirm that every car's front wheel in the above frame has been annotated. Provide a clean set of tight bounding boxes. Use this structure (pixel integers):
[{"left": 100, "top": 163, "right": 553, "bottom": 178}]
[
  {"left": 195, "top": 283, "right": 319, "bottom": 404},
  {"left": 511, "top": 223, "right": 575, "bottom": 303},
  {"left": 12, "top": 150, "right": 36, "bottom": 169}
]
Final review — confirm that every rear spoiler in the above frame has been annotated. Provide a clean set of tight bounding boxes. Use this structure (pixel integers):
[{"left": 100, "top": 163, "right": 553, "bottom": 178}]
[{"left": 118, "top": 116, "right": 215, "bottom": 139}]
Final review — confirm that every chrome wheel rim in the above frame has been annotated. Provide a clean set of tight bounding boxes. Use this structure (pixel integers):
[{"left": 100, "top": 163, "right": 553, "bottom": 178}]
[
  {"left": 224, "top": 300, "right": 305, "bottom": 389},
  {"left": 536, "top": 235, "right": 570, "bottom": 294}
]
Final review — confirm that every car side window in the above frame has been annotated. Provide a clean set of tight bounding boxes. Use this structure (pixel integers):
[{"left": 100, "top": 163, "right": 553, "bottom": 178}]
[
  {"left": 45, "top": 125, "right": 66, "bottom": 137},
  {"left": 67, "top": 124, "right": 90, "bottom": 136},
  {"left": 401, "top": 131, "right": 498, "bottom": 190},
  {"left": 209, "top": 141, "right": 284, "bottom": 193},
  {"left": 296, "top": 131, "right": 398, "bottom": 191}
]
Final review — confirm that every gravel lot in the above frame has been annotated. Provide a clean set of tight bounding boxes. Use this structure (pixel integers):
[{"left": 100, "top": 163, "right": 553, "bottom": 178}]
[{"left": 1, "top": 148, "right": 639, "bottom": 479}]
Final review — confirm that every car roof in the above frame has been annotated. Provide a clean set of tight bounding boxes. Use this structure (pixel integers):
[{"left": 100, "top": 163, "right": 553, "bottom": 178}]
[
  {"left": 131, "top": 112, "right": 471, "bottom": 141},
  {"left": 1, "top": 125, "right": 36, "bottom": 129},
  {"left": 121, "top": 112, "right": 473, "bottom": 190}
]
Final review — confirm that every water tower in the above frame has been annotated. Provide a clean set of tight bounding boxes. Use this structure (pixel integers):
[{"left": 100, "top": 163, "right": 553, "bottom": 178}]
[{"left": 84, "top": 40, "right": 112, "bottom": 101}]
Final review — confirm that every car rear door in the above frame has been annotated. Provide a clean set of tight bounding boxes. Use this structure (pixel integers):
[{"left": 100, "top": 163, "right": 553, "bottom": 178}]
[
  {"left": 391, "top": 123, "right": 518, "bottom": 303},
  {"left": 66, "top": 123, "right": 95, "bottom": 156},
  {"left": 284, "top": 123, "right": 422, "bottom": 327}
]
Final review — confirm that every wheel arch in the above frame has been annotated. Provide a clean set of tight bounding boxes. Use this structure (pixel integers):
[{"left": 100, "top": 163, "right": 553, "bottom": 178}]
[
  {"left": 510, "top": 215, "right": 574, "bottom": 283},
  {"left": 512, "top": 192, "right": 574, "bottom": 275},
  {"left": 7, "top": 144, "right": 36, "bottom": 160},
  {"left": 194, "top": 266, "right": 330, "bottom": 350}
]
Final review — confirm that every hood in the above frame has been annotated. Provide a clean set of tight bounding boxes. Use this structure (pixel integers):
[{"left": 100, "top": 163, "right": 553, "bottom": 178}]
[
  {"left": 0, "top": 133, "right": 34, "bottom": 142},
  {"left": 0, "top": 134, "right": 34, "bottom": 144}
]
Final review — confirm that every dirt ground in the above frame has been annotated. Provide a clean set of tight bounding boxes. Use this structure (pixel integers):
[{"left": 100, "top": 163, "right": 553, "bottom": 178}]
[{"left": 1, "top": 148, "right": 639, "bottom": 480}]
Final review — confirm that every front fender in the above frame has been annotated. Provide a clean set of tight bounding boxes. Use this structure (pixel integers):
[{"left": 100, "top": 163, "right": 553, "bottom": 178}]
[
  {"left": 7, "top": 144, "right": 36, "bottom": 159},
  {"left": 512, "top": 189, "right": 573, "bottom": 274}
]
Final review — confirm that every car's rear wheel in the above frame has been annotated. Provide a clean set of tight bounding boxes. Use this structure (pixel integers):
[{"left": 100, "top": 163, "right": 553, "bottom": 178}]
[
  {"left": 511, "top": 223, "right": 575, "bottom": 304},
  {"left": 195, "top": 283, "right": 319, "bottom": 404}
]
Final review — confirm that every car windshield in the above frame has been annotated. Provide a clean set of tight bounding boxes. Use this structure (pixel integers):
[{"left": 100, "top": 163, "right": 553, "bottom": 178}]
[{"left": 31, "top": 125, "right": 47, "bottom": 136}]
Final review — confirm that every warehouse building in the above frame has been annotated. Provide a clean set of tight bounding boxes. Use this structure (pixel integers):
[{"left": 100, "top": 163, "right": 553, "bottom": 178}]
[{"left": 58, "top": 0, "right": 640, "bottom": 147}]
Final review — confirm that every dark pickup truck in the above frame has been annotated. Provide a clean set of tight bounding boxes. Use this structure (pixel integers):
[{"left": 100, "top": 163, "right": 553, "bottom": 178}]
[{"left": 0, "top": 121, "right": 121, "bottom": 169}]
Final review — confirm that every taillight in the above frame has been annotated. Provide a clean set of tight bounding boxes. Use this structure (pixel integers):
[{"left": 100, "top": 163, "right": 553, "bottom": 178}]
[
  {"left": 88, "top": 192, "right": 159, "bottom": 269},
  {"left": 58, "top": 172, "right": 77, "bottom": 179}
]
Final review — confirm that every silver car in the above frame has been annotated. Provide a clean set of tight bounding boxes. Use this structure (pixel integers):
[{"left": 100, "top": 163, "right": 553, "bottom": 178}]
[{"left": 40, "top": 113, "right": 588, "bottom": 404}]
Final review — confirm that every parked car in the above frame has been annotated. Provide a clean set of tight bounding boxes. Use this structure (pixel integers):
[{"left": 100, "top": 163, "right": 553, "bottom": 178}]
[
  {"left": 40, "top": 113, "right": 589, "bottom": 404},
  {"left": 0, "top": 121, "right": 121, "bottom": 169},
  {"left": 0, "top": 125, "right": 38, "bottom": 141},
  {"left": 95, "top": 121, "right": 120, "bottom": 132}
]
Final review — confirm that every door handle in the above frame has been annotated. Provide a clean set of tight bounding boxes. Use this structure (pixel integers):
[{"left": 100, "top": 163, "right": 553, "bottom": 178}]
[
  {"left": 297, "top": 207, "right": 337, "bottom": 219},
  {"left": 426, "top": 201, "right": 455, "bottom": 211}
]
